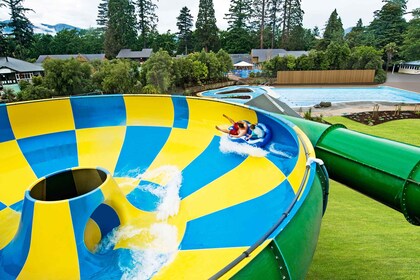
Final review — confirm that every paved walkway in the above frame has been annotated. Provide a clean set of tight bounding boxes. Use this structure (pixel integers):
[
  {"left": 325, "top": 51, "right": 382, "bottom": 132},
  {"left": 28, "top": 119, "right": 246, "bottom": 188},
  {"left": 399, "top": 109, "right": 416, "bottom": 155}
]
[{"left": 384, "top": 73, "right": 420, "bottom": 93}]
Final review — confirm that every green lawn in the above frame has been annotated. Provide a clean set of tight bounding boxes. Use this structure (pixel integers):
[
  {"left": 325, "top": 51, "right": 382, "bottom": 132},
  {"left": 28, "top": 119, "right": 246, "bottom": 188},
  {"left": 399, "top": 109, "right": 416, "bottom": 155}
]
[{"left": 306, "top": 117, "right": 420, "bottom": 280}]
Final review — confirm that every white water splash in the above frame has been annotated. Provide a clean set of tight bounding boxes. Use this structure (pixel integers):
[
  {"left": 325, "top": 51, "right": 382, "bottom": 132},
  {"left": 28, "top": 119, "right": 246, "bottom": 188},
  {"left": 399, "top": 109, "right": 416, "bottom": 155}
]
[
  {"left": 219, "top": 135, "right": 268, "bottom": 157},
  {"left": 268, "top": 143, "right": 293, "bottom": 158},
  {"left": 141, "top": 166, "right": 182, "bottom": 221},
  {"left": 120, "top": 223, "right": 179, "bottom": 280},
  {"left": 95, "top": 166, "right": 182, "bottom": 279}
]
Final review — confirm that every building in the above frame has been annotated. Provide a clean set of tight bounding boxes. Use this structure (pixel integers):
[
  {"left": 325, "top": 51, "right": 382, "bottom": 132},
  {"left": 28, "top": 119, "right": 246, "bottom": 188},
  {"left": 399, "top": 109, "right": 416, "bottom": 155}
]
[
  {"left": 36, "top": 54, "right": 106, "bottom": 64},
  {"left": 399, "top": 61, "right": 420, "bottom": 75},
  {"left": 116, "top": 49, "right": 153, "bottom": 63},
  {"left": 251, "top": 49, "right": 309, "bottom": 64},
  {"left": 229, "top": 54, "right": 252, "bottom": 65},
  {"left": 0, "top": 57, "right": 44, "bottom": 86}
]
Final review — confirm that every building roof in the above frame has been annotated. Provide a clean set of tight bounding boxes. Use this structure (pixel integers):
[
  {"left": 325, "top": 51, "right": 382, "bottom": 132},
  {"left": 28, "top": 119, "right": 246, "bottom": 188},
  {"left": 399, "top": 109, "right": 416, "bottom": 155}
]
[
  {"left": 0, "top": 57, "right": 44, "bottom": 73},
  {"left": 251, "top": 49, "right": 309, "bottom": 62},
  {"left": 230, "top": 54, "right": 252, "bottom": 64},
  {"left": 402, "top": 60, "right": 420, "bottom": 66},
  {"left": 36, "top": 54, "right": 106, "bottom": 63},
  {"left": 278, "top": 51, "right": 309, "bottom": 58},
  {"left": 234, "top": 61, "right": 253, "bottom": 67},
  {"left": 251, "top": 49, "right": 287, "bottom": 63},
  {"left": 116, "top": 49, "right": 153, "bottom": 59}
]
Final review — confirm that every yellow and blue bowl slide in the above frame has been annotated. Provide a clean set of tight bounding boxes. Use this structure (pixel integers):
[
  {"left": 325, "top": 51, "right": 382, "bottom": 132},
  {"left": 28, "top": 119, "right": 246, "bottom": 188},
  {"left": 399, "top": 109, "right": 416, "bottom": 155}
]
[{"left": 0, "top": 95, "right": 326, "bottom": 279}]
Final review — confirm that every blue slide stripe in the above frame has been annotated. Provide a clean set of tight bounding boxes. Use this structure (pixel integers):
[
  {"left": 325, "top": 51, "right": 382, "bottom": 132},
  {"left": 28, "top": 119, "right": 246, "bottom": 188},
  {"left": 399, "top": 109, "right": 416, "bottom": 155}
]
[
  {"left": 179, "top": 136, "right": 247, "bottom": 199},
  {"left": 0, "top": 193, "right": 34, "bottom": 279},
  {"left": 0, "top": 201, "right": 5, "bottom": 212},
  {"left": 17, "top": 131, "right": 79, "bottom": 178},
  {"left": 90, "top": 204, "right": 120, "bottom": 238},
  {"left": 9, "top": 200, "right": 23, "bottom": 213},
  {"left": 256, "top": 112, "right": 299, "bottom": 176},
  {"left": 172, "top": 96, "right": 189, "bottom": 129},
  {"left": 71, "top": 95, "right": 126, "bottom": 129},
  {"left": 114, "top": 126, "right": 171, "bottom": 177},
  {"left": 126, "top": 181, "right": 161, "bottom": 212},
  {"left": 0, "top": 105, "right": 14, "bottom": 143},
  {"left": 180, "top": 180, "right": 295, "bottom": 250},
  {"left": 69, "top": 188, "right": 119, "bottom": 279}
]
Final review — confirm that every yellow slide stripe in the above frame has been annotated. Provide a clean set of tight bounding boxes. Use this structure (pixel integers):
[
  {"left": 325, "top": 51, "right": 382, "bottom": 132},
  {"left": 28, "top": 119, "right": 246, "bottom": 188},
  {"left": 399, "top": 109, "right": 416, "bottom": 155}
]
[
  {"left": 0, "top": 208, "right": 21, "bottom": 250},
  {"left": 0, "top": 141, "right": 37, "bottom": 205},
  {"left": 8, "top": 99, "right": 75, "bottom": 139},
  {"left": 182, "top": 157, "right": 286, "bottom": 221},
  {"left": 76, "top": 126, "right": 126, "bottom": 174},
  {"left": 124, "top": 96, "right": 174, "bottom": 127},
  {"left": 154, "top": 240, "right": 272, "bottom": 279},
  {"left": 18, "top": 202, "right": 80, "bottom": 280}
]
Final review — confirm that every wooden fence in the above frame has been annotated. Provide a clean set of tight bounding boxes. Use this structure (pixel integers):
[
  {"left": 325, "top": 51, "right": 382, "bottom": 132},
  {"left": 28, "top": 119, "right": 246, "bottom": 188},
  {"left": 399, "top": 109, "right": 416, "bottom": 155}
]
[{"left": 277, "top": 70, "right": 376, "bottom": 84}]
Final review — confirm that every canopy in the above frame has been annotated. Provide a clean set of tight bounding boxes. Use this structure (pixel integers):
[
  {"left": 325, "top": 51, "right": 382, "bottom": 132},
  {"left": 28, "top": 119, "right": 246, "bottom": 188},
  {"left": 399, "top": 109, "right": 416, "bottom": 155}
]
[{"left": 234, "top": 61, "right": 253, "bottom": 67}]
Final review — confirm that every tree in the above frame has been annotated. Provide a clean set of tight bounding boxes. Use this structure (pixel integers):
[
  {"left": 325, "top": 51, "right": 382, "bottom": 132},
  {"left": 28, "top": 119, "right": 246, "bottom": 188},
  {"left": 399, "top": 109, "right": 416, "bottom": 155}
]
[
  {"left": 28, "top": 33, "right": 53, "bottom": 59},
  {"left": 149, "top": 31, "right": 177, "bottom": 54},
  {"left": 367, "top": 0, "right": 407, "bottom": 49},
  {"left": 345, "top": 19, "right": 366, "bottom": 48},
  {"left": 104, "top": 0, "right": 137, "bottom": 58},
  {"left": 279, "top": 0, "right": 304, "bottom": 49},
  {"left": 195, "top": 0, "right": 220, "bottom": 52},
  {"left": 3, "top": 0, "right": 34, "bottom": 58},
  {"left": 400, "top": 8, "right": 420, "bottom": 61},
  {"left": 50, "top": 29, "right": 83, "bottom": 54},
  {"left": 92, "top": 59, "right": 141, "bottom": 94},
  {"left": 225, "top": 0, "right": 253, "bottom": 30},
  {"left": 43, "top": 58, "right": 93, "bottom": 96},
  {"left": 220, "top": 28, "right": 253, "bottom": 53},
  {"left": 141, "top": 50, "right": 174, "bottom": 93},
  {"left": 384, "top": 42, "right": 398, "bottom": 70},
  {"left": 176, "top": 6, "right": 194, "bottom": 55},
  {"left": 252, "top": 0, "right": 269, "bottom": 49},
  {"left": 318, "top": 9, "right": 344, "bottom": 50},
  {"left": 325, "top": 41, "right": 351, "bottom": 69},
  {"left": 135, "top": 0, "right": 158, "bottom": 48},
  {"left": 348, "top": 46, "right": 383, "bottom": 70},
  {"left": 97, "top": 0, "right": 108, "bottom": 30}
]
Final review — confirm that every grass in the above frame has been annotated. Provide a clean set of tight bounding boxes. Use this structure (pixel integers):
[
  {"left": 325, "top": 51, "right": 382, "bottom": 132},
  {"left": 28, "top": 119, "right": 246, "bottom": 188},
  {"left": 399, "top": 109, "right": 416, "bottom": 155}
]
[{"left": 306, "top": 117, "right": 420, "bottom": 280}]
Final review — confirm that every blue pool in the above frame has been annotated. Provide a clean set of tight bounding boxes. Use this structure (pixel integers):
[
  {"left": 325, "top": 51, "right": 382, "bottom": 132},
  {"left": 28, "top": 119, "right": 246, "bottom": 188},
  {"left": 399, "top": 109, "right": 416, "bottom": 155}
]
[{"left": 200, "top": 86, "right": 420, "bottom": 108}]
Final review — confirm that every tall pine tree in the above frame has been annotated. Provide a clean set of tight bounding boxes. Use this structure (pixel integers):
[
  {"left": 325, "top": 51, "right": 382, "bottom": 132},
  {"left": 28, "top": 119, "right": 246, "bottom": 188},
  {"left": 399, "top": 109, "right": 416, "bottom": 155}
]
[
  {"left": 279, "top": 0, "right": 304, "bottom": 49},
  {"left": 317, "top": 9, "right": 344, "bottom": 50},
  {"left": 135, "top": 0, "right": 158, "bottom": 48},
  {"left": 225, "top": 0, "right": 253, "bottom": 30},
  {"left": 367, "top": 0, "right": 407, "bottom": 50},
  {"left": 176, "top": 7, "right": 193, "bottom": 55},
  {"left": 401, "top": 8, "right": 420, "bottom": 61},
  {"left": 97, "top": 0, "right": 108, "bottom": 31},
  {"left": 104, "top": 0, "right": 137, "bottom": 58},
  {"left": 195, "top": 0, "right": 220, "bottom": 52},
  {"left": 3, "top": 0, "right": 34, "bottom": 59}
]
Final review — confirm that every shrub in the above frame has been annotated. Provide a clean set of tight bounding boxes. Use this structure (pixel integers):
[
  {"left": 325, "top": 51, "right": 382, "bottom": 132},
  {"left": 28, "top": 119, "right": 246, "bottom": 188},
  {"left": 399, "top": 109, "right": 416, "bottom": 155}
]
[
  {"left": 374, "top": 69, "right": 387, "bottom": 83},
  {"left": 141, "top": 84, "right": 160, "bottom": 94}
]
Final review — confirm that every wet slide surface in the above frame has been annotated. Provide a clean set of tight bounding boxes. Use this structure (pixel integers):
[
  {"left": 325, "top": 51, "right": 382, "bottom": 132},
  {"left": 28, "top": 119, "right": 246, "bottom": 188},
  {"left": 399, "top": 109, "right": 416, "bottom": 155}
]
[{"left": 0, "top": 95, "right": 315, "bottom": 279}]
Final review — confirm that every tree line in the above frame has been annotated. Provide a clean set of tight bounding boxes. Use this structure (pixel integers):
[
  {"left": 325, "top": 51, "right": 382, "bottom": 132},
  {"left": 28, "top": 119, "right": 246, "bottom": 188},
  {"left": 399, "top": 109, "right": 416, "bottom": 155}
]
[
  {"left": 1, "top": 0, "right": 418, "bottom": 63},
  {"left": 0, "top": 0, "right": 419, "bottom": 103}
]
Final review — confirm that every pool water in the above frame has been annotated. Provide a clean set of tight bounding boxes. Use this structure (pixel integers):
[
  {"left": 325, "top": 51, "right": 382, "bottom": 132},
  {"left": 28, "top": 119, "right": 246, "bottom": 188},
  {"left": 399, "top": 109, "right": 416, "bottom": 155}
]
[
  {"left": 271, "top": 87, "right": 420, "bottom": 107},
  {"left": 200, "top": 86, "right": 420, "bottom": 108}
]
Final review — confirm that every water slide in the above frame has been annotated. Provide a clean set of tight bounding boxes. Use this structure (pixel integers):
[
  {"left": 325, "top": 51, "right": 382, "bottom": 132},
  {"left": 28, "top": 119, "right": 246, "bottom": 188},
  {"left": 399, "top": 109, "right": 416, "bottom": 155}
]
[
  {"left": 0, "top": 95, "right": 328, "bottom": 279},
  {"left": 0, "top": 93, "right": 418, "bottom": 279}
]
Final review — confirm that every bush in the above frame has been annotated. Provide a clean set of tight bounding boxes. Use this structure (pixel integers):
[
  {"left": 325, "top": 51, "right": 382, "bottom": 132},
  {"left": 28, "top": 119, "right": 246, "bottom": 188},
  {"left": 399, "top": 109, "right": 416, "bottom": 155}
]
[
  {"left": 374, "top": 69, "right": 387, "bottom": 83},
  {"left": 141, "top": 84, "right": 160, "bottom": 94}
]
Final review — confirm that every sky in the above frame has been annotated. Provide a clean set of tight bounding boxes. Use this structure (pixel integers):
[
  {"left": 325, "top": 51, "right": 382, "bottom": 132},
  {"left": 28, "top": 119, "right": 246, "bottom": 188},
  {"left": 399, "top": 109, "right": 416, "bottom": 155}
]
[{"left": 0, "top": 0, "right": 418, "bottom": 33}]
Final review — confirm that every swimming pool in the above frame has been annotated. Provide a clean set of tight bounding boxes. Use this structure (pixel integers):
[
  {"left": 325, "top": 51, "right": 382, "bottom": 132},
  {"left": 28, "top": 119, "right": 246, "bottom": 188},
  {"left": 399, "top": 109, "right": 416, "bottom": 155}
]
[
  {"left": 200, "top": 86, "right": 420, "bottom": 107},
  {"left": 270, "top": 87, "right": 420, "bottom": 107}
]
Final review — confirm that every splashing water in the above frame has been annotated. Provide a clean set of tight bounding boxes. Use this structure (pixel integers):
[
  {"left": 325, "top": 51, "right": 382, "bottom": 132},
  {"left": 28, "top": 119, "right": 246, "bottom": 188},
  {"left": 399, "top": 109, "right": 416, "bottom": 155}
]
[
  {"left": 219, "top": 135, "right": 268, "bottom": 157},
  {"left": 268, "top": 143, "right": 293, "bottom": 158},
  {"left": 95, "top": 165, "right": 182, "bottom": 279},
  {"left": 141, "top": 166, "right": 182, "bottom": 221}
]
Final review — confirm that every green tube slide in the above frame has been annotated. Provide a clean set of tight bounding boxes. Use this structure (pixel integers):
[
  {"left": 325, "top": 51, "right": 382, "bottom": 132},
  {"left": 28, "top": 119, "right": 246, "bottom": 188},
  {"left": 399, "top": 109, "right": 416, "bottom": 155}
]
[{"left": 281, "top": 115, "right": 420, "bottom": 226}]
